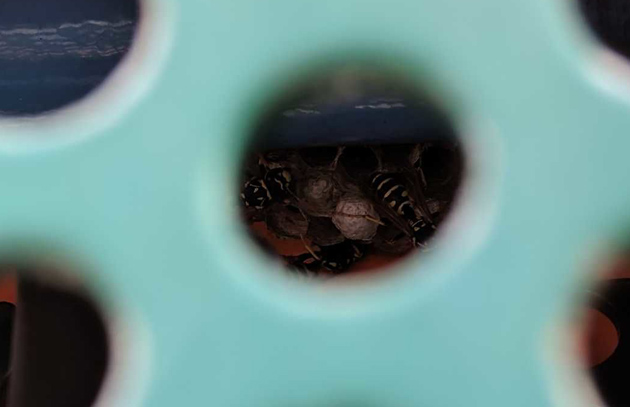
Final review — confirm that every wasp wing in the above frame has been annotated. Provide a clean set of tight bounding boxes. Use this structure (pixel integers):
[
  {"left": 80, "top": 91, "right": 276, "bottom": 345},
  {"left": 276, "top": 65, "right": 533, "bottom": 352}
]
[{"left": 400, "top": 166, "right": 435, "bottom": 225}]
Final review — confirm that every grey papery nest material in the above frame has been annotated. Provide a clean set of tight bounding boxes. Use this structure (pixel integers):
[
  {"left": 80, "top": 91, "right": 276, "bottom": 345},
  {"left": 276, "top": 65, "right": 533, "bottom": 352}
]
[
  {"left": 297, "top": 171, "right": 341, "bottom": 217},
  {"left": 307, "top": 216, "right": 346, "bottom": 246},
  {"left": 332, "top": 196, "right": 380, "bottom": 241},
  {"left": 265, "top": 204, "right": 309, "bottom": 238}
]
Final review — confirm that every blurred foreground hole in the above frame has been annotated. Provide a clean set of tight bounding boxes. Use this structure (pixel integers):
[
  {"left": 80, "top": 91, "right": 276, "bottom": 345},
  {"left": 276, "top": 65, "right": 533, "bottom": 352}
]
[
  {"left": 578, "top": 253, "right": 630, "bottom": 406},
  {"left": 583, "top": 309, "right": 619, "bottom": 367},
  {"left": 0, "top": 267, "right": 108, "bottom": 407},
  {"left": 577, "top": 0, "right": 630, "bottom": 61},
  {"left": 240, "top": 67, "right": 464, "bottom": 279}
]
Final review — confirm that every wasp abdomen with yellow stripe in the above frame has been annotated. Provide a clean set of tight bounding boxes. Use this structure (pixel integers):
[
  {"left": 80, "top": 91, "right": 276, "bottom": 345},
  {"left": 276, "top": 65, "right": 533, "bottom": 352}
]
[
  {"left": 264, "top": 167, "right": 292, "bottom": 203},
  {"left": 285, "top": 241, "right": 366, "bottom": 275},
  {"left": 241, "top": 177, "right": 272, "bottom": 210},
  {"left": 371, "top": 173, "right": 414, "bottom": 216},
  {"left": 410, "top": 218, "right": 435, "bottom": 248},
  {"left": 370, "top": 172, "right": 435, "bottom": 248},
  {"left": 242, "top": 166, "right": 293, "bottom": 210}
]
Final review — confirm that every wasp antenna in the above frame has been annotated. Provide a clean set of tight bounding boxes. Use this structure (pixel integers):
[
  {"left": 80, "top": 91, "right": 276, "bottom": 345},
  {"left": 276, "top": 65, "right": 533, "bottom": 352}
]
[{"left": 300, "top": 235, "right": 321, "bottom": 260}]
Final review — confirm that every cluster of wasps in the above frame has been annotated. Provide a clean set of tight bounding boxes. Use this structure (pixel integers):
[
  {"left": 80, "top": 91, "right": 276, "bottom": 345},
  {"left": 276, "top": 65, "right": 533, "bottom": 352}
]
[{"left": 241, "top": 142, "right": 460, "bottom": 277}]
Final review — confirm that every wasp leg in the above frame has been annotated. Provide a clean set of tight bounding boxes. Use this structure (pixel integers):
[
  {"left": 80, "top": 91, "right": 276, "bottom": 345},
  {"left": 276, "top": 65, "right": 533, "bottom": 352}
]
[
  {"left": 371, "top": 146, "right": 384, "bottom": 172},
  {"left": 300, "top": 235, "right": 321, "bottom": 261},
  {"left": 330, "top": 146, "right": 346, "bottom": 170},
  {"left": 364, "top": 215, "right": 386, "bottom": 226},
  {"left": 284, "top": 253, "right": 322, "bottom": 276},
  {"left": 418, "top": 167, "right": 427, "bottom": 187}
]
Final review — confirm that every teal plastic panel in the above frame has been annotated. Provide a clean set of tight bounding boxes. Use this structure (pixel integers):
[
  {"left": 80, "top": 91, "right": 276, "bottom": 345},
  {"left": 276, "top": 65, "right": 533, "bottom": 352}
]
[{"left": 0, "top": 0, "right": 628, "bottom": 405}]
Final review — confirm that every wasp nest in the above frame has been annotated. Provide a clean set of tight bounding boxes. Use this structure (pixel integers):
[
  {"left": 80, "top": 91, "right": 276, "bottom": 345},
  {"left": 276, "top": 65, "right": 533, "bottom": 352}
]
[
  {"left": 332, "top": 196, "right": 380, "bottom": 241},
  {"left": 241, "top": 142, "right": 463, "bottom": 275},
  {"left": 307, "top": 216, "right": 345, "bottom": 246},
  {"left": 265, "top": 204, "right": 309, "bottom": 239},
  {"left": 298, "top": 171, "right": 340, "bottom": 217}
]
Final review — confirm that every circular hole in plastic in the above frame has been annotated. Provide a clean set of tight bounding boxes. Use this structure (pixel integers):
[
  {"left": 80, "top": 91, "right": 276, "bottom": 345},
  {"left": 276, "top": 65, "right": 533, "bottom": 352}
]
[
  {"left": 576, "top": 251, "right": 630, "bottom": 406},
  {"left": 239, "top": 66, "right": 465, "bottom": 280},
  {"left": 0, "top": 0, "right": 139, "bottom": 116},
  {"left": 581, "top": 308, "right": 619, "bottom": 367},
  {"left": 576, "top": 0, "right": 630, "bottom": 60},
  {"left": 0, "top": 265, "right": 109, "bottom": 407}
]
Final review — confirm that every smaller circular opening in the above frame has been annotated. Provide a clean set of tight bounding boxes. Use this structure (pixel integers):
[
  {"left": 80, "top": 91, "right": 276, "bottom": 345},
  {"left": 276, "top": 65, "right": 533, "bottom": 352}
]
[
  {"left": 0, "top": 265, "right": 110, "bottom": 407},
  {"left": 581, "top": 308, "right": 619, "bottom": 367},
  {"left": 576, "top": 0, "right": 630, "bottom": 60},
  {"left": 577, "top": 250, "right": 630, "bottom": 407},
  {"left": 239, "top": 67, "right": 465, "bottom": 280},
  {"left": 0, "top": 0, "right": 139, "bottom": 116}
]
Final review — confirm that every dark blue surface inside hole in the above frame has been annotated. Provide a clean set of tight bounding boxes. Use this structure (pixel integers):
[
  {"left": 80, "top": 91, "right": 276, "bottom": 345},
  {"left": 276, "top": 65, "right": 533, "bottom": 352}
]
[
  {"left": 262, "top": 96, "right": 456, "bottom": 148},
  {"left": 0, "top": 0, "right": 138, "bottom": 115}
]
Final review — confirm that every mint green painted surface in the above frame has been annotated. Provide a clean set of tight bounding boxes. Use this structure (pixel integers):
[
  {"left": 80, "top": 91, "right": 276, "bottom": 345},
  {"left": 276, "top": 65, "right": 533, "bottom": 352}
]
[{"left": 0, "top": 0, "right": 626, "bottom": 405}]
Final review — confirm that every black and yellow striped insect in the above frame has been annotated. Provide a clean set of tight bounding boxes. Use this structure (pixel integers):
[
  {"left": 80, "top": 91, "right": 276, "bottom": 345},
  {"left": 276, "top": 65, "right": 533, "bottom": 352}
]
[
  {"left": 241, "top": 177, "right": 272, "bottom": 210},
  {"left": 263, "top": 167, "right": 292, "bottom": 203},
  {"left": 370, "top": 172, "right": 435, "bottom": 248},
  {"left": 285, "top": 240, "right": 366, "bottom": 275},
  {"left": 241, "top": 157, "right": 294, "bottom": 210}
]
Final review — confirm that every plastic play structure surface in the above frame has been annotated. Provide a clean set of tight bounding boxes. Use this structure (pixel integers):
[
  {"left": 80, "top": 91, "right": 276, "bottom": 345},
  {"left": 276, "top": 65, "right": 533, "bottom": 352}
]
[{"left": 0, "top": 0, "right": 629, "bottom": 406}]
